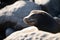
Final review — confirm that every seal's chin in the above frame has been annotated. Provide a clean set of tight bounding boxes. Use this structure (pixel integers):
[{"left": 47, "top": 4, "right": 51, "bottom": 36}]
[{"left": 23, "top": 18, "right": 36, "bottom": 26}]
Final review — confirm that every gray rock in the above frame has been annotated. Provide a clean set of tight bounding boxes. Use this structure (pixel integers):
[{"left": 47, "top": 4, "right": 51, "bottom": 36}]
[{"left": 0, "top": 1, "right": 41, "bottom": 27}]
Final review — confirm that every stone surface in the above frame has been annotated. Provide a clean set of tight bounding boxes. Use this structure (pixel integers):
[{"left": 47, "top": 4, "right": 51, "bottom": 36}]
[{"left": 4, "top": 26, "right": 60, "bottom": 40}]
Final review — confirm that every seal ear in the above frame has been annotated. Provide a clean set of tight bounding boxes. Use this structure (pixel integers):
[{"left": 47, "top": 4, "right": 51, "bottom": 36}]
[{"left": 54, "top": 17, "right": 60, "bottom": 24}]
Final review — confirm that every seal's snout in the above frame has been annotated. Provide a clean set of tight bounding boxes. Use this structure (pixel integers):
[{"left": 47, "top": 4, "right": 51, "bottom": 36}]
[{"left": 23, "top": 17, "right": 36, "bottom": 26}]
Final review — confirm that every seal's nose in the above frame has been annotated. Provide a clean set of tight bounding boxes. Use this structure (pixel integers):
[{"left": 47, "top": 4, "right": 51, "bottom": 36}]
[
  {"left": 23, "top": 17, "right": 37, "bottom": 26},
  {"left": 24, "top": 17, "right": 35, "bottom": 23},
  {"left": 23, "top": 17, "right": 29, "bottom": 24}
]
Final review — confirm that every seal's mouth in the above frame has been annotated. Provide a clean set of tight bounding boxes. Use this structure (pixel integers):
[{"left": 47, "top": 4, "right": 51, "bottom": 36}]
[{"left": 23, "top": 17, "right": 36, "bottom": 26}]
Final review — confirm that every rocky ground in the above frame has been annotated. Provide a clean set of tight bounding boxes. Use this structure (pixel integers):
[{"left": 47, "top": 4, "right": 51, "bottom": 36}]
[{"left": 4, "top": 26, "right": 60, "bottom": 40}]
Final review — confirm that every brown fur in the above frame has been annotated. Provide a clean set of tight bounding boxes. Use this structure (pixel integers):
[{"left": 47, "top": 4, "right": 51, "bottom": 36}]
[{"left": 24, "top": 10, "right": 60, "bottom": 33}]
